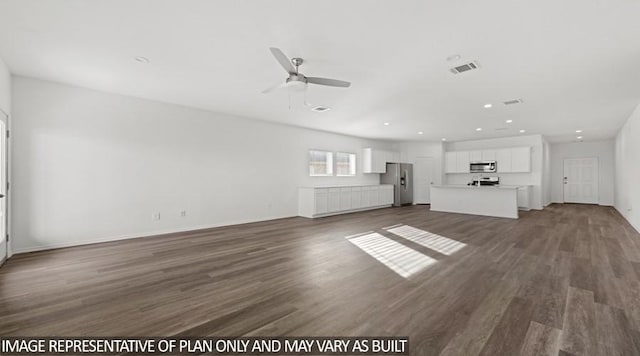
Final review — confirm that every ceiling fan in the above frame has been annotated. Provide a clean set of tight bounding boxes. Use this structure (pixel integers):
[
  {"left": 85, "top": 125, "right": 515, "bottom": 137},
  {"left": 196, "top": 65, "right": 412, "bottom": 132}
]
[{"left": 262, "top": 47, "right": 351, "bottom": 94}]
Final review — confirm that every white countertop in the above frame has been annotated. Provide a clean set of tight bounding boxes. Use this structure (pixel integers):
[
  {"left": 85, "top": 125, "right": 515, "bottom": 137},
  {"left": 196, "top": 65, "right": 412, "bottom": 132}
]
[
  {"left": 431, "top": 184, "right": 525, "bottom": 190},
  {"left": 300, "top": 184, "right": 393, "bottom": 189}
]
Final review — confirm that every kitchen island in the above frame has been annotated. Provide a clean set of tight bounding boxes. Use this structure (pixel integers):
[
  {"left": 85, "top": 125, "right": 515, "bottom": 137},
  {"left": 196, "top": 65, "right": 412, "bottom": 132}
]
[{"left": 430, "top": 184, "right": 522, "bottom": 219}]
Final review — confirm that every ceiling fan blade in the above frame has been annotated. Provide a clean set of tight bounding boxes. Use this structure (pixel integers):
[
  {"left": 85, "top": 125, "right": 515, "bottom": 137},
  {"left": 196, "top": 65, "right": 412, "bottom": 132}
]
[
  {"left": 306, "top": 77, "right": 351, "bottom": 88},
  {"left": 269, "top": 47, "right": 296, "bottom": 74},
  {"left": 261, "top": 81, "right": 286, "bottom": 94}
]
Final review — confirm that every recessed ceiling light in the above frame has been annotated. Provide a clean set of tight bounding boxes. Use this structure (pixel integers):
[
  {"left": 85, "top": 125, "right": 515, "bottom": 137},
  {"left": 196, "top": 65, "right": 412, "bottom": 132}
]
[
  {"left": 134, "top": 56, "right": 150, "bottom": 63},
  {"left": 446, "top": 54, "right": 461, "bottom": 62},
  {"left": 484, "top": 104, "right": 492, "bottom": 108},
  {"left": 441, "top": 138, "right": 447, "bottom": 141},
  {"left": 383, "top": 122, "right": 390, "bottom": 126},
  {"left": 476, "top": 128, "right": 483, "bottom": 131},
  {"left": 577, "top": 136, "right": 583, "bottom": 139},
  {"left": 506, "top": 119, "right": 513, "bottom": 123},
  {"left": 418, "top": 131, "right": 424, "bottom": 135},
  {"left": 576, "top": 129, "right": 583, "bottom": 133},
  {"left": 519, "top": 129, "right": 526, "bottom": 133}
]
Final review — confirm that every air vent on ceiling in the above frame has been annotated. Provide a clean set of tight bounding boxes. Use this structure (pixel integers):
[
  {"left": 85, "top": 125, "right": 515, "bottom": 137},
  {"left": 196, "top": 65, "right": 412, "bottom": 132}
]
[
  {"left": 450, "top": 61, "right": 479, "bottom": 74},
  {"left": 495, "top": 127, "right": 508, "bottom": 131},
  {"left": 311, "top": 105, "right": 331, "bottom": 113},
  {"left": 503, "top": 99, "right": 523, "bottom": 105}
]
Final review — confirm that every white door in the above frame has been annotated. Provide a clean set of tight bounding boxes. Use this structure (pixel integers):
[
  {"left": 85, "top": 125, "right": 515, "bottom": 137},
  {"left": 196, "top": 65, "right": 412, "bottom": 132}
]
[
  {"left": 0, "top": 118, "right": 7, "bottom": 266},
  {"left": 563, "top": 158, "right": 598, "bottom": 204},
  {"left": 415, "top": 156, "right": 435, "bottom": 204}
]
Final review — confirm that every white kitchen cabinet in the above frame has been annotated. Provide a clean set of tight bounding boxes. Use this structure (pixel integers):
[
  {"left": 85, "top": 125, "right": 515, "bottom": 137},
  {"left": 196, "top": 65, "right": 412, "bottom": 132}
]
[
  {"left": 470, "top": 151, "right": 482, "bottom": 162},
  {"left": 445, "top": 146, "right": 530, "bottom": 174},
  {"left": 390, "top": 151, "right": 401, "bottom": 163},
  {"left": 328, "top": 188, "right": 341, "bottom": 212},
  {"left": 445, "top": 151, "right": 471, "bottom": 173},
  {"left": 445, "top": 152, "right": 457, "bottom": 173},
  {"left": 340, "top": 188, "right": 352, "bottom": 211},
  {"left": 496, "top": 149, "right": 512, "bottom": 173},
  {"left": 298, "top": 185, "right": 394, "bottom": 218},
  {"left": 351, "top": 187, "right": 362, "bottom": 209},
  {"left": 482, "top": 150, "right": 496, "bottom": 161},
  {"left": 510, "top": 147, "right": 531, "bottom": 172},
  {"left": 362, "top": 148, "right": 376, "bottom": 173},
  {"left": 517, "top": 186, "right": 531, "bottom": 210},
  {"left": 314, "top": 189, "right": 328, "bottom": 214},
  {"left": 363, "top": 148, "right": 400, "bottom": 173},
  {"left": 456, "top": 151, "right": 470, "bottom": 173},
  {"left": 361, "top": 186, "right": 371, "bottom": 206},
  {"left": 471, "top": 150, "right": 496, "bottom": 162},
  {"left": 369, "top": 186, "right": 379, "bottom": 206}
]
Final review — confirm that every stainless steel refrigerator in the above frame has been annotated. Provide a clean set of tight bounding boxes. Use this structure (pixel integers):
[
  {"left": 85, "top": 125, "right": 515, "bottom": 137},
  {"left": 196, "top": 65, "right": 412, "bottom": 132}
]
[{"left": 380, "top": 163, "right": 413, "bottom": 206}]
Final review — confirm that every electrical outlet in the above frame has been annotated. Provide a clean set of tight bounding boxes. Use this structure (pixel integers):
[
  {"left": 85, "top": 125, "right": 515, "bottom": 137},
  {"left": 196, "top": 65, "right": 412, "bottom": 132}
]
[
  {"left": 180, "top": 210, "right": 187, "bottom": 217},
  {"left": 152, "top": 212, "right": 161, "bottom": 221}
]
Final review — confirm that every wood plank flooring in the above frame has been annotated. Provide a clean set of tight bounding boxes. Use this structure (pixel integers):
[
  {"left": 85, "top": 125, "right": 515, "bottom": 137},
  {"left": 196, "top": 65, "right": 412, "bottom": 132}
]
[{"left": 1, "top": 204, "right": 640, "bottom": 355}]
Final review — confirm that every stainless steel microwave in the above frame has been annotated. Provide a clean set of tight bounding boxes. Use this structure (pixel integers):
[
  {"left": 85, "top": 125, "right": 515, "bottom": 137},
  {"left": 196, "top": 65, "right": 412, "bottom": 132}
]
[{"left": 470, "top": 161, "right": 497, "bottom": 173}]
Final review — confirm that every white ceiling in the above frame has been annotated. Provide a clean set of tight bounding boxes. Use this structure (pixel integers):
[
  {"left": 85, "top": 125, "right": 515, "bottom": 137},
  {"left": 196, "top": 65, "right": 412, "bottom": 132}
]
[{"left": 1, "top": 0, "right": 640, "bottom": 143}]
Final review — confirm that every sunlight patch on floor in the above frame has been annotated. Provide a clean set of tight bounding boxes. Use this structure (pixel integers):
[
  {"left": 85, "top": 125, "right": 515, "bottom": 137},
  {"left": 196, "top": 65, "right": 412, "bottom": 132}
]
[
  {"left": 346, "top": 232, "right": 437, "bottom": 278},
  {"left": 385, "top": 225, "right": 466, "bottom": 255}
]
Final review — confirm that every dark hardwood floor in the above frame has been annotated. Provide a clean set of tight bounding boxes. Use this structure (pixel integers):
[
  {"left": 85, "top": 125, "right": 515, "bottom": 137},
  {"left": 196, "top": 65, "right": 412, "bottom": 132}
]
[{"left": 1, "top": 204, "right": 640, "bottom": 355}]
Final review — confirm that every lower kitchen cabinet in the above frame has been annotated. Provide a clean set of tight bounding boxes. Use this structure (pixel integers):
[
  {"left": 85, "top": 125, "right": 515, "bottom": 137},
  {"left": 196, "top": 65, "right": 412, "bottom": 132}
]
[
  {"left": 298, "top": 185, "right": 394, "bottom": 218},
  {"left": 517, "top": 185, "right": 532, "bottom": 210}
]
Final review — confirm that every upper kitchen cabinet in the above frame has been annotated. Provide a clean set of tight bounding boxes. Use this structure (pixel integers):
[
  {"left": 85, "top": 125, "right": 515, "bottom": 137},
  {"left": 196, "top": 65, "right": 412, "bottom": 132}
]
[
  {"left": 445, "top": 151, "right": 470, "bottom": 173},
  {"left": 510, "top": 147, "right": 531, "bottom": 172},
  {"left": 470, "top": 150, "right": 496, "bottom": 162},
  {"left": 363, "top": 148, "right": 400, "bottom": 173},
  {"left": 446, "top": 146, "right": 530, "bottom": 174},
  {"left": 496, "top": 147, "right": 531, "bottom": 173},
  {"left": 456, "top": 151, "right": 470, "bottom": 173},
  {"left": 482, "top": 150, "right": 496, "bottom": 161},
  {"left": 496, "top": 149, "right": 512, "bottom": 172}
]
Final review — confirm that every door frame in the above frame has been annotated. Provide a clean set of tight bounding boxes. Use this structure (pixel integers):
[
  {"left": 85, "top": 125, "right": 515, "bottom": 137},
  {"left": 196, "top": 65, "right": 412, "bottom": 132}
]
[
  {"left": 0, "top": 108, "right": 8, "bottom": 266},
  {"left": 563, "top": 157, "right": 599, "bottom": 204}
]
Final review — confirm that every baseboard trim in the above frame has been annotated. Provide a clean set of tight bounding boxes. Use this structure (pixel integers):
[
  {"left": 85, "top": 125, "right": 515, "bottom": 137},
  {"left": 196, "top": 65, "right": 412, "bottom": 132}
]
[
  {"left": 614, "top": 206, "right": 640, "bottom": 234},
  {"left": 12, "top": 214, "right": 297, "bottom": 255}
]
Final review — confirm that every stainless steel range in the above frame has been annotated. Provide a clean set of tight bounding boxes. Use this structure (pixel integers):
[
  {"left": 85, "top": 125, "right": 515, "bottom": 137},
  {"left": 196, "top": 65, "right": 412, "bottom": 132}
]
[{"left": 468, "top": 176, "right": 500, "bottom": 186}]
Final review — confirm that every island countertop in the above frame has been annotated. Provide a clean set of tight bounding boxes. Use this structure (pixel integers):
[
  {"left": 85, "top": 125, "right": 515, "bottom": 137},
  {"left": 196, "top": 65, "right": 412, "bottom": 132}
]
[{"left": 431, "top": 184, "right": 524, "bottom": 190}]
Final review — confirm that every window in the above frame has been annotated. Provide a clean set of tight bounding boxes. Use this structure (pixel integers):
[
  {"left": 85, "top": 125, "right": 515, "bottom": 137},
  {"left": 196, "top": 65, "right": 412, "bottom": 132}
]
[
  {"left": 309, "top": 150, "right": 333, "bottom": 176},
  {"left": 336, "top": 152, "right": 356, "bottom": 176}
]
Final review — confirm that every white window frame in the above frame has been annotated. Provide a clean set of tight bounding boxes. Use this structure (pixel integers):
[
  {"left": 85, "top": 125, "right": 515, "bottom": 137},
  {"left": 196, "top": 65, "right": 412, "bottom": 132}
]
[
  {"left": 308, "top": 150, "right": 334, "bottom": 176},
  {"left": 335, "top": 152, "right": 357, "bottom": 177}
]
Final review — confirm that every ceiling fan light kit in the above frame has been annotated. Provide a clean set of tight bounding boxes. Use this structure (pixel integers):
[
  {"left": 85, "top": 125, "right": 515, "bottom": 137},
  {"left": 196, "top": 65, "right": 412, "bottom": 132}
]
[{"left": 263, "top": 47, "right": 351, "bottom": 97}]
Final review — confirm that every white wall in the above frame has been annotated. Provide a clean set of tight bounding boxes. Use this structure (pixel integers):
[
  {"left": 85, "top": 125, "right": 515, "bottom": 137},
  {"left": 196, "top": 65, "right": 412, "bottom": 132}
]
[
  {"left": 550, "top": 140, "right": 614, "bottom": 206},
  {"left": 11, "top": 76, "right": 391, "bottom": 253},
  {"left": 615, "top": 103, "right": 640, "bottom": 232},
  {"left": 0, "top": 57, "right": 9, "bottom": 114},
  {"left": 443, "top": 135, "right": 545, "bottom": 210}
]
